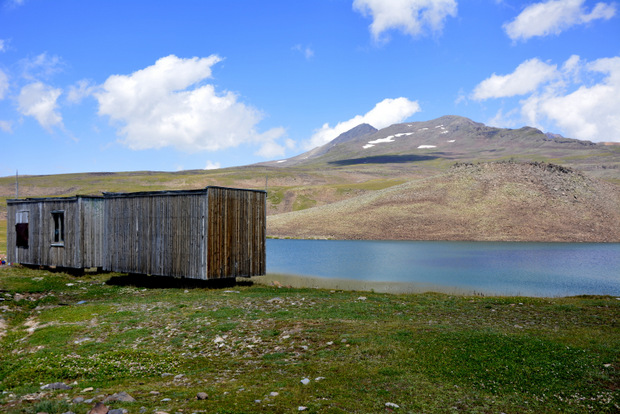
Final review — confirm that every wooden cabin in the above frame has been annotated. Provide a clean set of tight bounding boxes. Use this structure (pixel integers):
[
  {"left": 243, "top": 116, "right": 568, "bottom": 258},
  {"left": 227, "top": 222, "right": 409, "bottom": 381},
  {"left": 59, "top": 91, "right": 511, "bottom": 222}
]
[
  {"left": 6, "top": 196, "right": 105, "bottom": 270},
  {"left": 103, "top": 187, "right": 266, "bottom": 280}
]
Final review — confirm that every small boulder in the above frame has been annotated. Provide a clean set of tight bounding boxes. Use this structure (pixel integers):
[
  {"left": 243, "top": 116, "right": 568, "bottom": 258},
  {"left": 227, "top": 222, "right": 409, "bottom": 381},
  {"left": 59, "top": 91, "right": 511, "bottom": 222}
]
[
  {"left": 40, "top": 382, "right": 72, "bottom": 390},
  {"left": 196, "top": 392, "right": 208, "bottom": 400},
  {"left": 103, "top": 391, "right": 135, "bottom": 402},
  {"left": 87, "top": 402, "right": 108, "bottom": 414}
]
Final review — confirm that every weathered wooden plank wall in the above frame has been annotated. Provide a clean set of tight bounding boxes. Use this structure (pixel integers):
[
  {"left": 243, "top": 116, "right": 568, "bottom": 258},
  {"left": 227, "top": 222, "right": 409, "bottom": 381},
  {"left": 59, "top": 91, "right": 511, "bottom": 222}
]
[
  {"left": 6, "top": 197, "right": 104, "bottom": 269},
  {"left": 103, "top": 187, "right": 265, "bottom": 280},
  {"left": 104, "top": 191, "right": 207, "bottom": 278},
  {"left": 206, "top": 187, "right": 266, "bottom": 279}
]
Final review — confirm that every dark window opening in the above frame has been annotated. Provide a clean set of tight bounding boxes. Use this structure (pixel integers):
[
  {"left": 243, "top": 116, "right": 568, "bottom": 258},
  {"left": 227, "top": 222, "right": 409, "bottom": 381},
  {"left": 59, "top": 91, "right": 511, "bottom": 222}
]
[
  {"left": 52, "top": 211, "right": 65, "bottom": 245},
  {"left": 16, "top": 211, "right": 29, "bottom": 248},
  {"left": 16, "top": 223, "right": 29, "bottom": 248}
]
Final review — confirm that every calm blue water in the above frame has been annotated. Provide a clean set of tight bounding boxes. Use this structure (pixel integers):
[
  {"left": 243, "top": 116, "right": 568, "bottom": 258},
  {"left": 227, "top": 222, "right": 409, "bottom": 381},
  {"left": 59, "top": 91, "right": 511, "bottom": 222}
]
[{"left": 266, "top": 239, "right": 620, "bottom": 297}]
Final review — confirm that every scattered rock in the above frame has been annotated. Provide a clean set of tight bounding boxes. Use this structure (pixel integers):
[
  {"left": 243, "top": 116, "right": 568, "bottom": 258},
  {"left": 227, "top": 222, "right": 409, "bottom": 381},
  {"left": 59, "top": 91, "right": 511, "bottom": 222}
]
[
  {"left": 270, "top": 392, "right": 279, "bottom": 397},
  {"left": 196, "top": 392, "right": 208, "bottom": 400},
  {"left": 300, "top": 378, "right": 310, "bottom": 385},
  {"left": 72, "top": 396, "right": 85, "bottom": 403},
  {"left": 82, "top": 387, "right": 94, "bottom": 392},
  {"left": 40, "top": 382, "right": 72, "bottom": 390},
  {"left": 385, "top": 402, "right": 400, "bottom": 409},
  {"left": 161, "top": 398, "right": 171, "bottom": 402},
  {"left": 108, "top": 409, "right": 127, "bottom": 414},
  {"left": 268, "top": 297, "right": 284, "bottom": 303},
  {"left": 298, "top": 406, "right": 308, "bottom": 411},
  {"left": 357, "top": 296, "right": 367, "bottom": 301},
  {"left": 150, "top": 391, "right": 160, "bottom": 395},
  {"left": 173, "top": 374, "right": 185, "bottom": 380},
  {"left": 61, "top": 411, "right": 76, "bottom": 414},
  {"left": 14, "top": 293, "right": 24, "bottom": 301},
  {"left": 103, "top": 391, "right": 135, "bottom": 402},
  {"left": 87, "top": 402, "right": 108, "bottom": 414}
]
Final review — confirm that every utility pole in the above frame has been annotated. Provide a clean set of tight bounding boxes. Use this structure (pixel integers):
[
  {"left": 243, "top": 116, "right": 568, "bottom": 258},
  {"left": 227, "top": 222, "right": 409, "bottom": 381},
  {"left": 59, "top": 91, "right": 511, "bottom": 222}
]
[{"left": 15, "top": 170, "right": 19, "bottom": 198}]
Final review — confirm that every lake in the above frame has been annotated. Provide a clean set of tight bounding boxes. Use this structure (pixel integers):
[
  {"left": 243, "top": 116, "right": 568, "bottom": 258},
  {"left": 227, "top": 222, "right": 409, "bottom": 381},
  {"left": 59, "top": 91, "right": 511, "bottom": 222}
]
[{"left": 265, "top": 239, "right": 620, "bottom": 297}]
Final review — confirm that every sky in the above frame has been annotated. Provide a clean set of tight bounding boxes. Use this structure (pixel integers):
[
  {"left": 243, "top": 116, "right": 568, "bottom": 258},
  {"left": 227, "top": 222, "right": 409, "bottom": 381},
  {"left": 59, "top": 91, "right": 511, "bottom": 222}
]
[{"left": 0, "top": 0, "right": 618, "bottom": 176}]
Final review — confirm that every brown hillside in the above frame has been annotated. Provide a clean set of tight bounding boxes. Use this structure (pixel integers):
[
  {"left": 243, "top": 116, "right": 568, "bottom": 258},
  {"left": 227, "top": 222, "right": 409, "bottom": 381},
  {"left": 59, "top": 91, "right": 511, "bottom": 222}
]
[{"left": 267, "top": 162, "right": 620, "bottom": 242}]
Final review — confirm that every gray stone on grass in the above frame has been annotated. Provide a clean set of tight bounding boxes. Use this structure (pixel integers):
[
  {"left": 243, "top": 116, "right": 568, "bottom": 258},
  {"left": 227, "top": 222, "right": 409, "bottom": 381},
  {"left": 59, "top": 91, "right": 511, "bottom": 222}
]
[
  {"left": 103, "top": 391, "right": 136, "bottom": 402},
  {"left": 40, "top": 382, "right": 72, "bottom": 390}
]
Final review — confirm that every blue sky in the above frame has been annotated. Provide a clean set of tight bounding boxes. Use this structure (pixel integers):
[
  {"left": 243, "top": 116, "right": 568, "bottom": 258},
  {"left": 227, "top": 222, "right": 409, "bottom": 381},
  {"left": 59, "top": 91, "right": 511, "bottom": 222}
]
[{"left": 0, "top": 0, "right": 618, "bottom": 176}]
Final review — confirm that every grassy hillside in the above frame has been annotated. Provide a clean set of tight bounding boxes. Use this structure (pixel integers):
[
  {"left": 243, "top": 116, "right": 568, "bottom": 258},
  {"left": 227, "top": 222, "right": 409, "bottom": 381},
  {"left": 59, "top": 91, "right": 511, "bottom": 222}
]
[
  {"left": 268, "top": 162, "right": 620, "bottom": 242},
  {"left": 0, "top": 266, "right": 618, "bottom": 413}
]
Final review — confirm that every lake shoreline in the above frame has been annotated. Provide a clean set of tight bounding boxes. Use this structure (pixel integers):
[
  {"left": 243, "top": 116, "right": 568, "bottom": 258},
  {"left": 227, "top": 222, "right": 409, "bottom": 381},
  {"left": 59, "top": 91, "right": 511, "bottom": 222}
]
[{"left": 251, "top": 273, "right": 516, "bottom": 297}]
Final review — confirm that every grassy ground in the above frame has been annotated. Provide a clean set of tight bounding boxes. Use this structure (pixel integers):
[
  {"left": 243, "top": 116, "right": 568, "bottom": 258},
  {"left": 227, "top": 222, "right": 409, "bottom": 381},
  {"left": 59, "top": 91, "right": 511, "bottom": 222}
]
[{"left": 0, "top": 266, "right": 618, "bottom": 413}]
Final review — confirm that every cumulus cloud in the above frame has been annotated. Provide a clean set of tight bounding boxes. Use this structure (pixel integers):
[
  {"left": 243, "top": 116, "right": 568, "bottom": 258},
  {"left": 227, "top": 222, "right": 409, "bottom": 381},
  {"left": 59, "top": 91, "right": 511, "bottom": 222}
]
[
  {"left": 94, "top": 55, "right": 285, "bottom": 154},
  {"left": 504, "top": 0, "right": 616, "bottom": 41},
  {"left": 353, "top": 0, "right": 457, "bottom": 42},
  {"left": 472, "top": 58, "right": 559, "bottom": 100},
  {"left": 17, "top": 82, "right": 63, "bottom": 131},
  {"left": 532, "top": 57, "right": 620, "bottom": 141},
  {"left": 306, "top": 97, "right": 421, "bottom": 149},
  {"left": 204, "top": 160, "right": 221, "bottom": 170},
  {"left": 473, "top": 55, "right": 620, "bottom": 142}
]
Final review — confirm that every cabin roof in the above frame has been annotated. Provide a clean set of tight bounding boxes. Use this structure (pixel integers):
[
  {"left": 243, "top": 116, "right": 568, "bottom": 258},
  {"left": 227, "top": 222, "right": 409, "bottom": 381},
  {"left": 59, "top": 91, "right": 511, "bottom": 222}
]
[
  {"left": 7, "top": 195, "right": 104, "bottom": 204},
  {"left": 102, "top": 186, "right": 266, "bottom": 199}
]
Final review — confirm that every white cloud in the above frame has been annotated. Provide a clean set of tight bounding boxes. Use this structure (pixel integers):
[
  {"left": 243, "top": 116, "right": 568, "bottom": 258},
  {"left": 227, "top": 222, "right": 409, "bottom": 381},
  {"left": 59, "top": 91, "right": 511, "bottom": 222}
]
[
  {"left": 67, "top": 79, "right": 96, "bottom": 104},
  {"left": 204, "top": 160, "right": 221, "bottom": 170},
  {"left": 94, "top": 55, "right": 285, "bottom": 153},
  {"left": 17, "top": 82, "right": 63, "bottom": 131},
  {"left": 532, "top": 57, "right": 620, "bottom": 141},
  {"left": 0, "top": 69, "right": 8, "bottom": 99},
  {"left": 306, "top": 97, "right": 421, "bottom": 149},
  {"left": 0, "top": 120, "right": 12, "bottom": 133},
  {"left": 293, "top": 44, "right": 314, "bottom": 60},
  {"left": 0, "top": 39, "right": 6, "bottom": 52},
  {"left": 504, "top": 0, "right": 617, "bottom": 41},
  {"left": 353, "top": 0, "right": 457, "bottom": 42},
  {"left": 20, "top": 52, "right": 64, "bottom": 80},
  {"left": 475, "top": 55, "right": 620, "bottom": 142},
  {"left": 472, "top": 58, "right": 559, "bottom": 100}
]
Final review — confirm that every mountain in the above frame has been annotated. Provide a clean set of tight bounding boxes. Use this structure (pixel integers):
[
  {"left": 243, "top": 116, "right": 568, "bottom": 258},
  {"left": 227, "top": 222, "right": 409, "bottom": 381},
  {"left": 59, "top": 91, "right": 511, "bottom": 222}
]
[{"left": 263, "top": 115, "right": 619, "bottom": 181}]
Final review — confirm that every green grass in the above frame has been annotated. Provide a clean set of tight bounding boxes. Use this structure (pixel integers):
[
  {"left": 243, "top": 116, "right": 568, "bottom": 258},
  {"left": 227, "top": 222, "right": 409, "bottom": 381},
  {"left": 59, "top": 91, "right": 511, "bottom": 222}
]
[{"left": 0, "top": 266, "right": 618, "bottom": 413}]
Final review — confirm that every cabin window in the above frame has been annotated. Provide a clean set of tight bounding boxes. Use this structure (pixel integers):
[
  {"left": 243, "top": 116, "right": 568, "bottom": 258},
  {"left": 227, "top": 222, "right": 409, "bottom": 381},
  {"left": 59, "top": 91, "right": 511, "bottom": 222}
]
[
  {"left": 15, "top": 211, "right": 29, "bottom": 248},
  {"left": 52, "top": 211, "right": 65, "bottom": 246}
]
